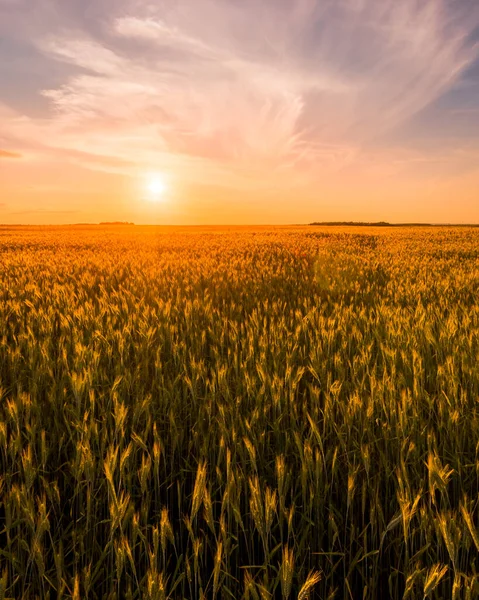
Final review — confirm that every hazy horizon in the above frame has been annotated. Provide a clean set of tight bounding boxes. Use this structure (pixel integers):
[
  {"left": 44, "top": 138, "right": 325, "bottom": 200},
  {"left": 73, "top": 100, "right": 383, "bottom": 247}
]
[
  {"left": 1, "top": 0, "right": 479, "bottom": 224},
  {"left": 5, "top": 221, "right": 479, "bottom": 229}
]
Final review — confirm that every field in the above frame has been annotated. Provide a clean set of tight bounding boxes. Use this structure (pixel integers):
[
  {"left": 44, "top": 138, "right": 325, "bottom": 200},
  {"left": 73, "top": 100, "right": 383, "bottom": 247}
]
[{"left": 2, "top": 224, "right": 479, "bottom": 599}]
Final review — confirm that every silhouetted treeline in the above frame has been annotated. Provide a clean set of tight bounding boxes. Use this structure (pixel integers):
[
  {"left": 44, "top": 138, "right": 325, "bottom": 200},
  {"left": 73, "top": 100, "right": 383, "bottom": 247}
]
[
  {"left": 309, "top": 221, "right": 479, "bottom": 227},
  {"left": 99, "top": 221, "right": 135, "bottom": 226}
]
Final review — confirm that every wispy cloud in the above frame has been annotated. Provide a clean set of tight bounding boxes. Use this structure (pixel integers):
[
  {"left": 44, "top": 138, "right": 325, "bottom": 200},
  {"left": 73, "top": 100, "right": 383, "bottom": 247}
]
[
  {"left": 0, "top": 149, "right": 21, "bottom": 158},
  {"left": 1, "top": 0, "right": 479, "bottom": 202},
  {"left": 8, "top": 209, "right": 79, "bottom": 216}
]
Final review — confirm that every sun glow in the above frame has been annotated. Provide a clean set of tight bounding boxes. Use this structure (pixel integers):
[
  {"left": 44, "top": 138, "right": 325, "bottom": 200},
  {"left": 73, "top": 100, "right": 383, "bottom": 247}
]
[{"left": 146, "top": 174, "right": 167, "bottom": 201}]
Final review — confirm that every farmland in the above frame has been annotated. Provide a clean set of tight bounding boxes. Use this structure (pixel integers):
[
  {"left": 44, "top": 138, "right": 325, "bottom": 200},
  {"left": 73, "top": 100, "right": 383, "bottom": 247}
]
[{"left": 1, "top": 225, "right": 479, "bottom": 599}]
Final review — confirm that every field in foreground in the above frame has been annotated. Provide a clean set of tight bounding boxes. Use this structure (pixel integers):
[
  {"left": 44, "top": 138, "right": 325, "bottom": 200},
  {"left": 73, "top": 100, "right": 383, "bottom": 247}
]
[{"left": 2, "top": 225, "right": 479, "bottom": 599}]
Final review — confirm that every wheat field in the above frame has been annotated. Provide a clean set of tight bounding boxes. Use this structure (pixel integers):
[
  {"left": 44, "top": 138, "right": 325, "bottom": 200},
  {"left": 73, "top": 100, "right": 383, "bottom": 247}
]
[{"left": 1, "top": 225, "right": 479, "bottom": 599}]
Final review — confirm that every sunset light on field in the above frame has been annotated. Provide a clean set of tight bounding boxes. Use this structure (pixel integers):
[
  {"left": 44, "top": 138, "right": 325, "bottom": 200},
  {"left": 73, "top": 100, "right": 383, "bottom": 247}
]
[
  {"left": 1, "top": 0, "right": 479, "bottom": 224},
  {"left": 4, "top": 2, "right": 479, "bottom": 596}
]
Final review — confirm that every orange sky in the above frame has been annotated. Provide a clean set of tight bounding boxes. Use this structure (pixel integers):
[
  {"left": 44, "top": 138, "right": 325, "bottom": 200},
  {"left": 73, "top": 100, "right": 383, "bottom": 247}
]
[{"left": 1, "top": 0, "right": 479, "bottom": 224}]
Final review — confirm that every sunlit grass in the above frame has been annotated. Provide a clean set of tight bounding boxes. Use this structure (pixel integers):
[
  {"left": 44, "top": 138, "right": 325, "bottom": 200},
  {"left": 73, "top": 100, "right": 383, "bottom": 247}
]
[{"left": 1, "top": 225, "right": 479, "bottom": 598}]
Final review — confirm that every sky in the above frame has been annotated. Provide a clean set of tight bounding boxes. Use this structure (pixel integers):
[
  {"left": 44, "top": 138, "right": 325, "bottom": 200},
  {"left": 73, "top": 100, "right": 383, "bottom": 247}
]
[{"left": 1, "top": 0, "right": 479, "bottom": 224}]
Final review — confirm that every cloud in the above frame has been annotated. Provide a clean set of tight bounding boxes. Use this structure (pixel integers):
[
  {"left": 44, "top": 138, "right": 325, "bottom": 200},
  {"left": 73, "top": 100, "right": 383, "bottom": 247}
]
[
  {"left": 7, "top": 209, "right": 79, "bottom": 215},
  {"left": 1, "top": 0, "right": 479, "bottom": 191},
  {"left": 0, "top": 149, "right": 21, "bottom": 158}
]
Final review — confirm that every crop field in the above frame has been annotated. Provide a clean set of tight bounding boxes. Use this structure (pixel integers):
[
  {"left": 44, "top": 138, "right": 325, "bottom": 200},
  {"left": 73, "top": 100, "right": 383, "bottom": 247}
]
[{"left": 3, "top": 224, "right": 479, "bottom": 599}]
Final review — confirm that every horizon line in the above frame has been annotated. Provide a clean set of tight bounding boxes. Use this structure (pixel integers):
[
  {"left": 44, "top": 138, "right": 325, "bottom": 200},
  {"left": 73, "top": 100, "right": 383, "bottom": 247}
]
[{"left": 3, "top": 221, "right": 479, "bottom": 228}]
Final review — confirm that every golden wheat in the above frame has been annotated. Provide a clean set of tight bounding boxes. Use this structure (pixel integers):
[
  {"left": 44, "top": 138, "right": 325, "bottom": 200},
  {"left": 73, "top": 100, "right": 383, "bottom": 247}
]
[{"left": 1, "top": 225, "right": 479, "bottom": 598}]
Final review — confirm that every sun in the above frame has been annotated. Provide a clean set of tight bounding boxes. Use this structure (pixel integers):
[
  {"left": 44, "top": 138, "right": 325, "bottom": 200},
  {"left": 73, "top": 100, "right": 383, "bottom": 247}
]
[{"left": 146, "top": 174, "right": 167, "bottom": 201}]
